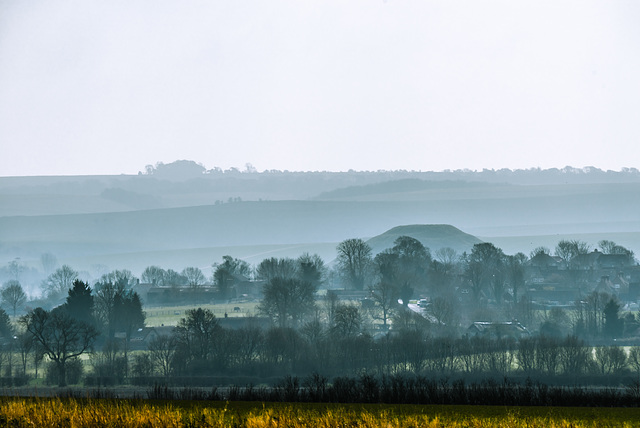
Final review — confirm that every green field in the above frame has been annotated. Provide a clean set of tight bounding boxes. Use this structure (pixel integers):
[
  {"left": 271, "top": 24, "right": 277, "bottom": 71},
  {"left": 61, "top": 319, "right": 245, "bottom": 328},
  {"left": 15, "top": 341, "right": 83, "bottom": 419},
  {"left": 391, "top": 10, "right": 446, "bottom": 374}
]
[
  {"left": 0, "top": 398, "right": 639, "bottom": 427},
  {"left": 145, "top": 302, "right": 259, "bottom": 326}
]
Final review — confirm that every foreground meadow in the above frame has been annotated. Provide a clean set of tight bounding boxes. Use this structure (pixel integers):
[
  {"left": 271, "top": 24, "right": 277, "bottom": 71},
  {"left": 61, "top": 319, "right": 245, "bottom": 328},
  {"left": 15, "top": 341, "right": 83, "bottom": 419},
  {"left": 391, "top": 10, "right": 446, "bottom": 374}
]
[{"left": 0, "top": 398, "right": 639, "bottom": 427}]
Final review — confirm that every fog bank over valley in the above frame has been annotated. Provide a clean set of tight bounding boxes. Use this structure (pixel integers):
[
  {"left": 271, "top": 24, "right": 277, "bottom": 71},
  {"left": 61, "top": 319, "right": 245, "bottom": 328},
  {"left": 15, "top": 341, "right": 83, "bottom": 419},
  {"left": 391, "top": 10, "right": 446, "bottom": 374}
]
[{"left": 2, "top": 163, "right": 640, "bottom": 280}]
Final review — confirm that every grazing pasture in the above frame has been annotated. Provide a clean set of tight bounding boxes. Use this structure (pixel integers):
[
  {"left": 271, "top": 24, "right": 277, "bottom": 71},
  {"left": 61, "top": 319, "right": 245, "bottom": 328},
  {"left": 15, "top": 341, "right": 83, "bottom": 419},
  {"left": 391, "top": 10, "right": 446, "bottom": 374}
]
[{"left": 145, "top": 302, "right": 259, "bottom": 326}]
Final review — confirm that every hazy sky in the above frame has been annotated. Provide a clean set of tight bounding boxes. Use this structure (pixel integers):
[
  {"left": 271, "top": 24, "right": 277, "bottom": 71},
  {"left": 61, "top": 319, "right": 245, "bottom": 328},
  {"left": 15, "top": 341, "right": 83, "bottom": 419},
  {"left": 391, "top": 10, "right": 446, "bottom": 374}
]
[{"left": 1, "top": 1, "right": 639, "bottom": 176}]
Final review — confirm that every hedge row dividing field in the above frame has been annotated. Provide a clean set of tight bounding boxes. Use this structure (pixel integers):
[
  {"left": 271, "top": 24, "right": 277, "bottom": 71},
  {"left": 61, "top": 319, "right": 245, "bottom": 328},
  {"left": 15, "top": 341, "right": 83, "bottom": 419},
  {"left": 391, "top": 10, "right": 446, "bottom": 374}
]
[{"left": 1, "top": 398, "right": 640, "bottom": 427}]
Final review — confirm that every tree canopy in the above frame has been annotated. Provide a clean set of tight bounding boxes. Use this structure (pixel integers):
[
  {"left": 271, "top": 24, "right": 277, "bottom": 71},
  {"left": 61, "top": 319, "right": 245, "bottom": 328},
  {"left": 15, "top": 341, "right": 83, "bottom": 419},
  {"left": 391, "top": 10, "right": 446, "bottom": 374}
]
[
  {"left": 336, "top": 238, "right": 372, "bottom": 291},
  {"left": 258, "top": 277, "right": 317, "bottom": 328}
]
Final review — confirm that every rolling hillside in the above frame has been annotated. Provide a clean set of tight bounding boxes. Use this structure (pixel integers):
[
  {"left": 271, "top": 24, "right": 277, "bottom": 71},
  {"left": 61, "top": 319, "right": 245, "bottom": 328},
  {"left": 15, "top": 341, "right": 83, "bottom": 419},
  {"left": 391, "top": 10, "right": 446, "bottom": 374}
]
[
  {"left": 3, "top": 168, "right": 640, "bottom": 280},
  {"left": 366, "top": 224, "right": 483, "bottom": 255}
]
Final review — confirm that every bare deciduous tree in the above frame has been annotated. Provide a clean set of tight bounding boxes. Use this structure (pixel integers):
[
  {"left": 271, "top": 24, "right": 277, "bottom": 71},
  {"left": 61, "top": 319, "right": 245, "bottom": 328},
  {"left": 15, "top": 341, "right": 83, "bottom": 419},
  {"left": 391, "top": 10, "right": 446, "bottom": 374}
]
[
  {"left": 429, "top": 294, "right": 460, "bottom": 332},
  {"left": 529, "top": 246, "right": 550, "bottom": 258},
  {"left": 40, "top": 252, "right": 58, "bottom": 276},
  {"left": 8, "top": 259, "right": 24, "bottom": 281},
  {"left": 181, "top": 267, "right": 206, "bottom": 289},
  {"left": 464, "top": 243, "right": 505, "bottom": 301},
  {"left": 255, "top": 258, "right": 298, "bottom": 282},
  {"left": 258, "top": 277, "right": 317, "bottom": 328},
  {"left": 148, "top": 334, "right": 177, "bottom": 378},
  {"left": 598, "top": 240, "right": 634, "bottom": 257},
  {"left": 43, "top": 265, "right": 77, "bottom": 298},
  {"left": 594, "top": 345, "right": 627, "bottom": 375},
  {"left": 1, "top": 280, "right": 26, "bottom": 317},
  {"left": 336, "top": 238, "right": 372, "bottom": 291},
  {"left": 555, "top": 239, "right": 590, "bottom": 263},
  {"left": 174, "top": 308, "right": 221, "bottom": 364},
  {"left": 506, "top": 253, "right": 527, "bottom": 303},
  {"left": 368, "top": 280, "right": 397, "bottom": 327},
  {"left": 331, "top": 304, "right": 362, "bottom": 339},
  {"left": 22, "top": 307, "right": 98, "bottom": 386},
  {"left": 141, "top": 266, "right": 166, "bottom": 285}
]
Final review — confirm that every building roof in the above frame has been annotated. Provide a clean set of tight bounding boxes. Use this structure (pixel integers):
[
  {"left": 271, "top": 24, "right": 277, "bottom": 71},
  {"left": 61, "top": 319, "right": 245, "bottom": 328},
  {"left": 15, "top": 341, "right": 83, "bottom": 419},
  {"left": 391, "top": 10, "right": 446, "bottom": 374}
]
[
  {"left": 598, "top": 254, "right": 633, "bottom": 269},
  {"left": 468, "top": 321, "right": 530, "bottom": 337},
  {"left": 528, "top": 253, "right": 561, "bottom": 268}
]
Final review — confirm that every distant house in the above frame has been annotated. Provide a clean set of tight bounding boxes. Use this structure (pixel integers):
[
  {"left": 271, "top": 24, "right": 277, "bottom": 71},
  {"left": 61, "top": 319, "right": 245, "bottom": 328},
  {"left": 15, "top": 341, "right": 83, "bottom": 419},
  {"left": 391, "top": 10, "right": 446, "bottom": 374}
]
[
  {"left": 572, "top": 251, "right": 601, "bottom": 271},
  {"left": 629, "top": 282, "right": 640, "bottom": 301},
  {"left": 233, "top": 279, "right": 265, "bottom": 301},
  {"left": 131, "top": 282, "right": 154, "bottom": 302},
  {"left": 528, "top": 253, "right": 563, "bottom": 270},
  {"left": 598, "top": 254, "right": 634, "bottom": 270},
  {"left": 467, "top": 321, "right": 530, "bottom": 339},
  {"left": 525, "top": 254, "right": 564, "bottom": 285},
  {"left": 594, "top": 274, "right": 629, "bottom": 296},
  {"left": 525, "top": 285, "right": 582, "bottom": 304},
  {"left": 594, "top": 276, "right": 616, "bottom": 295},
  {"left": 128, "top": 326, "right": 175, "bottom": 350},
  {"left": 566, "top": 250, "right": 633, "bottom": 271}
]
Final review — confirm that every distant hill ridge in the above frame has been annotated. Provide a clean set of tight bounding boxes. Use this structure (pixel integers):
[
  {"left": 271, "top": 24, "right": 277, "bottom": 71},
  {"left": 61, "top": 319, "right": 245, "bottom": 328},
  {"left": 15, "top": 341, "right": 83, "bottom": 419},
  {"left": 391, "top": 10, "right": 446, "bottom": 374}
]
[
  {"left": 366, "top": 224, "right": 483, "bottom": 255},
  {"left": 313, "top": 179, "right": 495, "bottom": 200},
  {"left": 4, "top": 163, "right": 640, "bottom": 217}
]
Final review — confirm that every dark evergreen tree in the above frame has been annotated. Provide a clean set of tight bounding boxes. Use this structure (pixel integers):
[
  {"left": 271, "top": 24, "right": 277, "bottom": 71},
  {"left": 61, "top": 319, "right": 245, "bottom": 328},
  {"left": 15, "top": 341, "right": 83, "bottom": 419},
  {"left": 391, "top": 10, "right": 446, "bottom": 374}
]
[
  {"left": 213, "top": 255, "right": 251, "bottom": 299},
  {"left": 64, "top": 279, "right": 94, "bottom": 325},
  {"left": 94, "top": 281, "right": 145, "bottom": 340},
  {"left": 297, "top": 253, "right": 326, "bottom": 289},
  {"left": 114, "top": 290, "right": 146, "bottom": 342},
  {"left": 603, "top": 298, "right": 623, "bottom": 339},
  {"left": 0, "top": 308, "right": 13, "bottom": 339}
]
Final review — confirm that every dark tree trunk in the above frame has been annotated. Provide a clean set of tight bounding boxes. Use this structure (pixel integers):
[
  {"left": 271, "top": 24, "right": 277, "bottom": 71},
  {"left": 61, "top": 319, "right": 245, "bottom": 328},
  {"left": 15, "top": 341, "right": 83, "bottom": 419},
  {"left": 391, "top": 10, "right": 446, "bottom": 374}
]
[{"left": 57, "top": 361, "right": 66, "bottom": 387}]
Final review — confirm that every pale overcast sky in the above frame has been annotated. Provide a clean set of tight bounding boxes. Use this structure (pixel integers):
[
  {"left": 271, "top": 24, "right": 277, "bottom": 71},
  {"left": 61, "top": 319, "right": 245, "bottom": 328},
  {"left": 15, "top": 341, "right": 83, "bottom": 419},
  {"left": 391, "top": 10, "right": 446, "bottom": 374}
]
[{"left": 1, "top": 1, "right": 639, "bottom": 176}]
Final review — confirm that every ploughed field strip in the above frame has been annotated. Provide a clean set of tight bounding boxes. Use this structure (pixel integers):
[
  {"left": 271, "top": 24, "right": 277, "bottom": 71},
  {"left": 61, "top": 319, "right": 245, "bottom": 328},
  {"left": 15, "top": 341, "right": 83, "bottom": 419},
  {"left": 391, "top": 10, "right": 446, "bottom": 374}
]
[{"left": 0, "top": 398, "right": 640, "bottom": 427}]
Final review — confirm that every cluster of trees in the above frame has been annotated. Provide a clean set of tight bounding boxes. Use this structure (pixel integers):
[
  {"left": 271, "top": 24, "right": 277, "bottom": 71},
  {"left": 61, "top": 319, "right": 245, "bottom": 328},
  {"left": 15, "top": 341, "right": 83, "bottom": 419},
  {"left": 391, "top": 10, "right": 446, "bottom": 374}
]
[
  {"left": 140, "top": 160, "right": 640, "bottom": 184},
  {"left": 2, "top": 273, "right": 145, "bottom": 386},
  {"left": 3, "top": 233, "right": 638, "bottom": 387},
  {"left": 141, "top": 266, "right": 206, "bottom": 288},
  {"left": 118, "top": 309, "right": 640, "bottom": 385},
  {"left": 531, "top": 238, "right": 635, "bottom": 262},
  {"left": 0, "top": 280, "right": 26, "bottom": 317},
  {"left": 334, "top": 238, "right": 524, "bottom": 312},
  {"left": 140, "top": 257, "right": 255, "bottom": 301},
  {"left": 256, "top": 254, "right": 325, "bottom": 328},
  {"left": 328, "top": 237, "right": 635, "bottom": 338},
  {"left": 9, "top": 235, "right": 635, "bottom": 318}
]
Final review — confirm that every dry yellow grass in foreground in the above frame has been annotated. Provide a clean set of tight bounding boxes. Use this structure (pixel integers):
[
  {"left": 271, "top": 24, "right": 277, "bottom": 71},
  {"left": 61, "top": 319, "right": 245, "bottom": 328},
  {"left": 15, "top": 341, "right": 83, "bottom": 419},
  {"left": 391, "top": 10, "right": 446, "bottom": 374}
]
[{"left": 0, "top": 398, "right": 639, "bottom": 427}]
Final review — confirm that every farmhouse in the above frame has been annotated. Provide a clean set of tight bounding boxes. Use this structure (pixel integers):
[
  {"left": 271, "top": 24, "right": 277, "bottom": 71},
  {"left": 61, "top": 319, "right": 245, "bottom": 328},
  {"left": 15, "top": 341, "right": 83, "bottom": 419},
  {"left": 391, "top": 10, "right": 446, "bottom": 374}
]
[{"left": 467, "top": 321, "right": 530, "bottom": 339}]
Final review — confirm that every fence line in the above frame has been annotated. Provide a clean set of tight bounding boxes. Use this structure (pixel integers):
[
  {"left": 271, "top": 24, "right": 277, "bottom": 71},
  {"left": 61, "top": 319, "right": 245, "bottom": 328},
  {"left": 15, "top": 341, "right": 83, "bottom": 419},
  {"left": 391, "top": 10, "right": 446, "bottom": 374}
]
[{"left": 146, "top": 308, "right": 245, "bottom": 317}]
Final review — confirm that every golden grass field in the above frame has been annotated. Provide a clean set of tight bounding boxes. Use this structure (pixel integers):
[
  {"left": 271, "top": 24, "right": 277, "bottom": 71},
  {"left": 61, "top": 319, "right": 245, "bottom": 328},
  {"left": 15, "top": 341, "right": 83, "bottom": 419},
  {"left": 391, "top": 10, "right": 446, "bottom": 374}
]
[{"left": 1, "top": 398, "right": 639, "bottom": 427}]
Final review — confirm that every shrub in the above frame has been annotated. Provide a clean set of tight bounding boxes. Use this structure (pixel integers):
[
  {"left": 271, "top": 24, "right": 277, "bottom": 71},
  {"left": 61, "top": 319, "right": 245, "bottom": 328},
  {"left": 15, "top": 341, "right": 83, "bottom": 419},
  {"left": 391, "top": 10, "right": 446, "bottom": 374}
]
[{"left": 45, "top": 358, "right": 84, "bottom": 385}]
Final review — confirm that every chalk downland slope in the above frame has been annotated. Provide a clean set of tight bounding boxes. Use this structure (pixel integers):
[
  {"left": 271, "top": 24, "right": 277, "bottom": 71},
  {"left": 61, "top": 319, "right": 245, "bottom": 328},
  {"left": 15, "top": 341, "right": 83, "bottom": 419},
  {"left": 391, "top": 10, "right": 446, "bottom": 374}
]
[{"left": 366, "top": 224, "right": 483, "bottom": 255}]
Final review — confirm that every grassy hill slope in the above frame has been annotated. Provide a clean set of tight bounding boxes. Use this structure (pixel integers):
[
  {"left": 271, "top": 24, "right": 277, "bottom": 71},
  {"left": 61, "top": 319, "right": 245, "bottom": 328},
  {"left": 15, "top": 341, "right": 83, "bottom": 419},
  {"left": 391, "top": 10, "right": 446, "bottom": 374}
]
[
  {"left": 366, "top": 224, "right": 483, "bottom": 255},
  {"left": 3, "top": 188, "right": 640, "bottom": 271}
]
